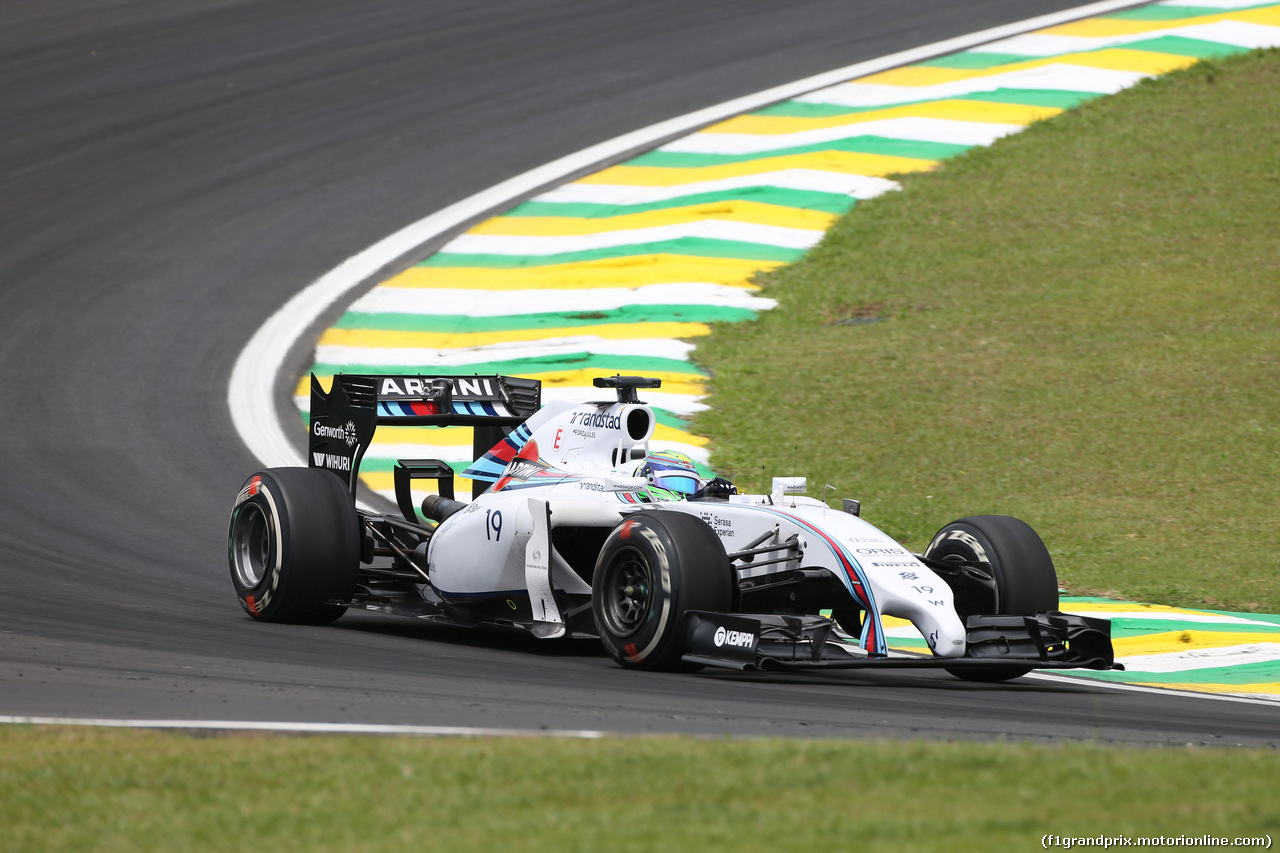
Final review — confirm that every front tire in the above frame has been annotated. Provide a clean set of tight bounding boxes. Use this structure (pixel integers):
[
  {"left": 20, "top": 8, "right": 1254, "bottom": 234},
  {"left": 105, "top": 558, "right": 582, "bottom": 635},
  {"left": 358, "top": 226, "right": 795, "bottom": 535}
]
[
  {"left": 592, "top": 512, "right": 733, "bottom": 671},
  {"left": 926, "top": 515, "right": 1058, "bottom": 682},
  {"left": 227, "top": 467, "right": 360, "bottom": 625}
]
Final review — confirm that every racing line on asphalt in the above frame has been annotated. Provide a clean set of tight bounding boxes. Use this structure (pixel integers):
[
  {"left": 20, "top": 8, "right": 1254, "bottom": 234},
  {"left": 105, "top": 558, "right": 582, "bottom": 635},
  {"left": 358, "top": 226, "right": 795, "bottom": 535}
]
[{"left": 232, "top": 0, "right": 1280, "bottom": 709}]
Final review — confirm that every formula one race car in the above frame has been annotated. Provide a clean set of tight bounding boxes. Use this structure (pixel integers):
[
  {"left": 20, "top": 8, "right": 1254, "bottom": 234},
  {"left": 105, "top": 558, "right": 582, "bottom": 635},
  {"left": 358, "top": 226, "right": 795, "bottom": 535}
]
[{"left": 227, "top": 373, "right": 1119, "bottom": 681}]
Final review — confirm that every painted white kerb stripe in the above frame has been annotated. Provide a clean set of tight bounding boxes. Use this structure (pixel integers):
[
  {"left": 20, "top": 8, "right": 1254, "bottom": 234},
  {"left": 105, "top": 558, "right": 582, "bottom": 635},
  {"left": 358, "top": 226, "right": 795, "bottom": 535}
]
[
  {"left": 0, "top": 715, "right": 609, "bottom": 738},
  {"left": 228, "top": 0, "right": 1152, "bottom": 470}
]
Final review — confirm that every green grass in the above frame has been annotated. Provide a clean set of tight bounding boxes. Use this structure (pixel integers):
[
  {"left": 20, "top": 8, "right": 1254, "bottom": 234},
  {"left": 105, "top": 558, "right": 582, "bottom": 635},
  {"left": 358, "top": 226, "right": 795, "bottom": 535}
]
[
  {"left": 3, "top": 727, "right": 1277, "bottom": 852},
  {"left": 694, "top": 50, "right": 1280, "bottom": 613}
]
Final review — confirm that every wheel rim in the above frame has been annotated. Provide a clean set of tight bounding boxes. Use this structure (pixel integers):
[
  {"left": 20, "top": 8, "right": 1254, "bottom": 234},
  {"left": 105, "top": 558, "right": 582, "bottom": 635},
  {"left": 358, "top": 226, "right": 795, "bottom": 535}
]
[
  {"left": 231, "top": 503, "right": 271, "bottom": 589},
  {"left": 600, "top": 546, "right": 652, "bottom": 638}
]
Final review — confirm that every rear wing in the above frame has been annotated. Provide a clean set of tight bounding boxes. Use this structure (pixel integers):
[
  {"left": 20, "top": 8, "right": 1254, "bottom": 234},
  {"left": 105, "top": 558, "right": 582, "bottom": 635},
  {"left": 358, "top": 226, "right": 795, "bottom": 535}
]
[{"left": 308, "top": 373, "right": 541, "bottom": 502}]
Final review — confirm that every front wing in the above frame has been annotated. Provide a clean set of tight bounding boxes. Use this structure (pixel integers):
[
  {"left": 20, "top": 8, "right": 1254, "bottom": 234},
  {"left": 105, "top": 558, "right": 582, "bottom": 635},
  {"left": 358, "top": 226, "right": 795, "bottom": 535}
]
[{"left": 682, "top": 611, "right": 1122, "bottom": 674}]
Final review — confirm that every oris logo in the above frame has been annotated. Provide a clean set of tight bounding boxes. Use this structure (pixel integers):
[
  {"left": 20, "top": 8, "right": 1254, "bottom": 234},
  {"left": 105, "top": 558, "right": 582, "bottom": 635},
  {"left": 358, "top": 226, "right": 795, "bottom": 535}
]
[{"left": 713, "top": 625, "right": 755, "bottom": 649}]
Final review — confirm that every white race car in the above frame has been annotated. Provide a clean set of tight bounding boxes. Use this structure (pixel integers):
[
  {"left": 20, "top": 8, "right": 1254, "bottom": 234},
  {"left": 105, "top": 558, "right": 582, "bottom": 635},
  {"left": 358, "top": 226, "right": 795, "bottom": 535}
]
[{"left": 227, "top": 373, "right": 1117, "bottom": 681}]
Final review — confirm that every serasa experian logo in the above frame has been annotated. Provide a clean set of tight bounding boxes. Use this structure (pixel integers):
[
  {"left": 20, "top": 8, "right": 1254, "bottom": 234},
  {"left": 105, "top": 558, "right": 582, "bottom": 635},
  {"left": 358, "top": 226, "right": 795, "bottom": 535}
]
[{"left": 713, "top": 626, "right": 755, "bottom": 649}]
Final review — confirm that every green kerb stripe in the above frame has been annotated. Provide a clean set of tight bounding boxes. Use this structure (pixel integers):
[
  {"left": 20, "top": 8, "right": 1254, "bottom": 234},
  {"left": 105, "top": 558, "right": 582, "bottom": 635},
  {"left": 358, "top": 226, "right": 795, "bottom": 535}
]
[
  {"left": 301, "top": 406, "right": 694, "bottom": 432},
  {"left": 958, "top": 89, "right": 1097, "bottom": 110},
  {"left": 918, "top": 51, "right": 1033, "bottom": 70},
  {"left": 507, "top": 189, "right": 857, "bottom": 218},
  {"left": 360, "top": 454, "right": 718, "bottom": 481},
  {"left": 1106, "top": 3, "right": 1275, "bottom": 21},
  {"left": 650, "top": 408, "right": 692, "bottom": 431},
  {"left": 361, "top": 457, "right": 469, "bottom": 476},
  {"left": 313, "top": 354, "right": 708, "bottom": 379},
  {"left": 758, "top": 88, "right": 1098, "bottom": 118},
  {"left": 421, "top": 239, "right": 807, "bottom": 268},
  {"left": 1117, "top": 35, "right": 1252, "bottom": 59},
  {"left": 944, "top": 35, "right": 1251, "bottom": 67},
  {"left": 1107, "top": 620, "right": 1280, "bottom": 639},
  {"left": 632, "top": 137, "right": 968, "bottom": 167},
  {"left": 333, "top": 304, "right": 761, "bottom": 332},
  {"left": 754, "top": 102, "right": 887, "bottom": 119},
  {"left": 1072, "top": 659, "right": 1280, "bottom": 686}
]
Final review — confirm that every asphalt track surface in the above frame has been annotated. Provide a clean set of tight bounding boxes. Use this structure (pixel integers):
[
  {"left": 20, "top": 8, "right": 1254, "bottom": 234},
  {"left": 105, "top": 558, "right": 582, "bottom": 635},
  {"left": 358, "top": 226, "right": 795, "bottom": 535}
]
[{"left": 2, "top": 0, "right": 1276, "bottom": 746}]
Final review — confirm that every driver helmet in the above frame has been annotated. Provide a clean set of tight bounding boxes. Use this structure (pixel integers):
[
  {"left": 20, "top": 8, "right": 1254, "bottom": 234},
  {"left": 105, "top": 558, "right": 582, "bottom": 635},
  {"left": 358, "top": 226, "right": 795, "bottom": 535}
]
[{"left": 637, "top": 449, "right": 701, "bottom": 496}]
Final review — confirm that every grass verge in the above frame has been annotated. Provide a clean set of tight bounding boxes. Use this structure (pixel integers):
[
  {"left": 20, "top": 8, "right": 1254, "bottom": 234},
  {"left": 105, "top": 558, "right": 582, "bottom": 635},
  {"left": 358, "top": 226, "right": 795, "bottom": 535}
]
[
  {"left": 3, "top": 727, "right": 1278, "bottom": 852},
  {"left": 694, "top": 49, "right": 1280, "bottom": 612}
]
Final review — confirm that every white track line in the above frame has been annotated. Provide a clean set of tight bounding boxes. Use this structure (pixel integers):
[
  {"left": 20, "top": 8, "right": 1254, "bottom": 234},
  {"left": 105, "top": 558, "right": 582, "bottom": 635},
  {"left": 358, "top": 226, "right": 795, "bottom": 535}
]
[
  {"left": 228, "top": 0, "right": 1152, "bottom": 470},
  {"left": 0, "top": 716, "right": 608, "bottom": 738}
]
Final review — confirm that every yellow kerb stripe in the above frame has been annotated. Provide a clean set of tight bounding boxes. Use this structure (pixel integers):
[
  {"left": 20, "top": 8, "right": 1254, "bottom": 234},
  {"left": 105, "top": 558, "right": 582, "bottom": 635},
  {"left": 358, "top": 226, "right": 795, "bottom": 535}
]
[
  {"left": 318, "top": 322, "right": 712, "bottom": 350},
  {"left": 526, "top": 368, "right": 706, "bottom": 394},
  {"left": 468, "top": 202, "right": 837, "bottom": 236},
  {"left": 1065, "top": 602, "right": 1246, "bottom": 617},
  {"left": 579, "top": 150, "right": 935, "bottom": 186},
  {"left": 1153, "top": 681, "right": 1280, "bottom": 696},
  {"left": 1054, "top": 47, "right": 1199, "bottom": 75},
  {"left": 383, "top": 256, "right": 781, "bottom": 290},
  {"left": 653, "top": 423, "right": 708, "bottom": 447},
  {"left": 855, "top": 48, "right": 1200, "bottom": 87},
  {"left": 369, "top": 424, "right": 709, "bottom": 449},
  {"left": 1044, "top": 6, "right": 1280, "bottom": 37},
  {"left": 1113, "top": 632, "right": 1280, "bottom": 658},
  {"left": 707, "top": 99, "right": 1061, "bottom": 135},
  {"left": 370, "top": 427, "right": 472, "bottom": 447},
  {"left": 306, "top": 369, "right": 708, "bottom": 399},
  {"left": 307, "top": 415, "right": 706, "bottom": 454},
  {"left": 363, "top": 472, "right": 477, "bottom": 495}
]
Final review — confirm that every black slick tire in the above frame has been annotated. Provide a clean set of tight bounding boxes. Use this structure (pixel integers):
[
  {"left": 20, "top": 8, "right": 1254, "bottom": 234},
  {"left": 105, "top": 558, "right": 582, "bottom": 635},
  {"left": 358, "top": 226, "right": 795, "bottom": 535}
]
[
  {"left": 227, "top": 467, "right": 360, "bottom": 625},
  {"left": 592, "top": 511, "right": 733, "bottom": 671},
  {"left": 926, "top": 514, "right": 1058, "bottom": 683}
]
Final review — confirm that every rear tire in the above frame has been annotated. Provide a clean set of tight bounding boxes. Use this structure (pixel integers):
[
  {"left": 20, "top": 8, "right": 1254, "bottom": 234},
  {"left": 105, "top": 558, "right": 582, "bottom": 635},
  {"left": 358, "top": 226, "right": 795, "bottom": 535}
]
[
  {"left": 592, "top": 512, "right": 733, "bottom": 671},
  {"left": 926, "top": 515, "right": 1058, "bottom": 682},
  {"left": 227, "top": 467, "right": 360, "bottom": 625}
]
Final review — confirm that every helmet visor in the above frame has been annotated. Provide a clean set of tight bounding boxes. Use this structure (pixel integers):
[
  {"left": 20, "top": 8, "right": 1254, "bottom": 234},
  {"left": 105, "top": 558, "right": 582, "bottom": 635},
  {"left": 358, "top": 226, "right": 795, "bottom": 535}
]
[{"left": 653, "top": 471, "right": 700, "bottom": 495}]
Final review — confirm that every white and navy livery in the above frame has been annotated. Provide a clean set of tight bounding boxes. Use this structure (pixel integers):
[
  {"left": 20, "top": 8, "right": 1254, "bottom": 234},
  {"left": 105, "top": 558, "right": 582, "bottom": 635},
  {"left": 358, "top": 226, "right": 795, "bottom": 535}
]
[{"left": 228, "top": 373, "right": 1118, "bottom": 680}]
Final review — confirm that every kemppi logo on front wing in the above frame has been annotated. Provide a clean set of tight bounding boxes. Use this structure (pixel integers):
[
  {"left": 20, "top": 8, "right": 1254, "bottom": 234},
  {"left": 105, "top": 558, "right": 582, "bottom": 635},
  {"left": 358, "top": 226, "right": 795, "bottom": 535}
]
[{"left": 713, "top": 625, "right": 755, "bottom": 649}]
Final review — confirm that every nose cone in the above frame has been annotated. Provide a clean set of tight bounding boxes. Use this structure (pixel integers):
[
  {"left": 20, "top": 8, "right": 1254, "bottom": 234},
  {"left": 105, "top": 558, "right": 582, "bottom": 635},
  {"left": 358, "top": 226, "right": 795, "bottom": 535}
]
[{"left": 925, "top": 610, "right": 967, "bottom": 658}]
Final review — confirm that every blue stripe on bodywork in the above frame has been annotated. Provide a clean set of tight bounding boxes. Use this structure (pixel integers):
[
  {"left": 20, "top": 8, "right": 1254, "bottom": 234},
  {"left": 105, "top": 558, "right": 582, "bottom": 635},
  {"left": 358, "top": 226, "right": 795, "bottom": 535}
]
[{"left": 748, "top": 505, "right": 886, "bottom": 656}]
